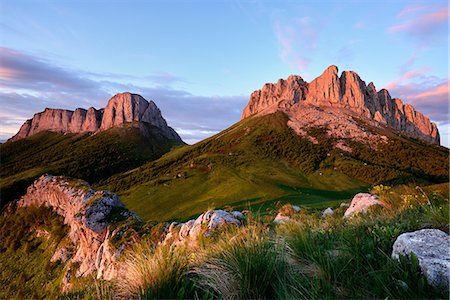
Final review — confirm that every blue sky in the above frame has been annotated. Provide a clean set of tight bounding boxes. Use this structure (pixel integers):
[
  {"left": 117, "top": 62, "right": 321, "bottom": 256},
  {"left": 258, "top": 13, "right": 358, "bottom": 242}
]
[{"left": 0, "top": 0, "right": 448, "bottom": 146}]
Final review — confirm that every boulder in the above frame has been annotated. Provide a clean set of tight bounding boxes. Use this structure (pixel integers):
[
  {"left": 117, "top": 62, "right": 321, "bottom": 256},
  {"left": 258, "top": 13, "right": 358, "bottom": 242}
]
[
  {"left": 164, "top": 210, "right": 243, "bottom": 243},
  {"left": 344, "top": 193, "right": 383, "bottom": 218},
  {"left": 392, "top": 229, "right": 450, "bottom": 292},
  {"left": 322, "top": 207, "right": 334, "bottom": 217},
  {"left": 273, "top": 213, "right": 292, "bottom": 224}
]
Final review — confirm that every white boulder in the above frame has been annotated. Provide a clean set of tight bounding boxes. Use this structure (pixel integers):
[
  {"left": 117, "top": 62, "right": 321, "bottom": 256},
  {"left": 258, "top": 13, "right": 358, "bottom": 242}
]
[
  {"left": 392, "top": 229, "right": 450, "bottom": 292},
  {"left": 322, "top": 207, "right": 334, "bottom": 217},
  {"left": 344, "top": 193, "right": 383, "bottom": 218}
]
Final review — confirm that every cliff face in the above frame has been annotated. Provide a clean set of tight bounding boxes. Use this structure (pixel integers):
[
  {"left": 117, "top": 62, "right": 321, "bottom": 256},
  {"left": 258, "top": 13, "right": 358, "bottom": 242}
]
[
  {"left": 18, "top": 174, "right": 141, "bottom": 291},
  {"left": 10, "top": 92, "right": 181, "bottom": 142},
  {"left": 242, "top": 66, "right": 440, "bottom": 144}
]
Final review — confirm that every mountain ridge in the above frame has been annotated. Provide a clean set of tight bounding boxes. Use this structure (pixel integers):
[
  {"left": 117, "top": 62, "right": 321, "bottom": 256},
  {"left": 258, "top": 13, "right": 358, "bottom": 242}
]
[
  {"left": 9, "top": 92, "right": 181, "bottom": 142},
  {"left": 242, "top": 65, "right": 440, "bottom": 144}
]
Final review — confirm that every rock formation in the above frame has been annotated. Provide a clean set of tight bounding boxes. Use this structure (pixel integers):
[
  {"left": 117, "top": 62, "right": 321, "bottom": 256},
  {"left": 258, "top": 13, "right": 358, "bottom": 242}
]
[
  {"left": 392, "top": 229, "right": 450, "bottom": 292},
  {"left": 17, "top": 174, "right": 141, "bottom": 291},
  {"left": 9, "top": 92, "right": 181, "bottom": 142},
  {"left": 164, "top": 209, "right": 245, "bottom": 244},
  {"left": 242, "top": 65, "right": 440, "bottom": 144},
  {"left": 344, "top": 193, "right": 384, "bottom": 218}
]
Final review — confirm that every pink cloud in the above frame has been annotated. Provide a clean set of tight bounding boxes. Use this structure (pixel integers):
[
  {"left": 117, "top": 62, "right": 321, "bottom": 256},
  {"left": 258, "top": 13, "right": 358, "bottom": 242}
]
[
  {"left": 273, "top": 16, "right": 319, "bottom": 71},
  {"left": 389, "top": 6, "right": 448, "bottom": 38},
  {"left": 409, "top": 83, "right": 448, "bottom": 100},
  {"left": 384, "top": 67, "right": 431, "bottom": 90},
  {"left": 397, "top": 4, "right": 426, "bottom": 17},
  {"left": 387, "top": 78, "right": 449, "bottom": 124}
]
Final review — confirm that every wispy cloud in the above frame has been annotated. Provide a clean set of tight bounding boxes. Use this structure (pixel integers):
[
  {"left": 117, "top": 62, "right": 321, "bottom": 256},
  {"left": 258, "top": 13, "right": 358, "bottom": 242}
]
[
  {"left": 0, "top": 47, "right": 248, "bottom": 144},
  {"left": 273, "top": 16, "right": 320, "bottom": 71},
  {"left": 384, "top": 67, "right": 448, "bottom": 124},
  {"left": 388, "top": 5, "right": 448, "bottom": 45},
  {"left": 384, "top": 67, "right": 432, "bottom": 90}
]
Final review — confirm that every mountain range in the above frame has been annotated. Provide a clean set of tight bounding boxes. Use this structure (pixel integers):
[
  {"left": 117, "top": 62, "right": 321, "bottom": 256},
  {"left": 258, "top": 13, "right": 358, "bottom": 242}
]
[
  {"left": 2, "top": 66, "right": 447, "bottom": 217},
  {"left": 1, "top": 65, "right": 449, "bottom": 298}
]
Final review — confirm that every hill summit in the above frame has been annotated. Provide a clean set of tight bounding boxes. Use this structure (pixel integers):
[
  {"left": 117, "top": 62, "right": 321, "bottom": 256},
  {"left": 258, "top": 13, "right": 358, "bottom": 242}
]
[
  {"left": 9, "top": 92, "right": 181, "bottom": 142},
  {"left": 242, "top": 65, "right": 440, "bottom": 144}
]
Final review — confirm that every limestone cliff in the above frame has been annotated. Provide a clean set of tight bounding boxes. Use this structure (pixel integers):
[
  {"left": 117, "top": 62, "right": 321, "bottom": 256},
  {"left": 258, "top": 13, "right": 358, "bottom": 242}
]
[
  {"left": 242, "top": 65, "right": 440, "bottom": 144},
  {"left": 9, "top": 92, "right": 181, "bottom": 142},
  {"left": 17, "top": 174, "right": 141, "bottom": 291}
]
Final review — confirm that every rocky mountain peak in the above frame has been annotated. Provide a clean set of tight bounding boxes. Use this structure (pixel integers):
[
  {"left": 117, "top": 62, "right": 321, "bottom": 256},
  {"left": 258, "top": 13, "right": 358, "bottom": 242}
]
[
  {"left": 242, "top": 66, "right": 440, "bottom": 144},
  {"left": 9, "top": 92, "right": 182, "bottom": 142}
]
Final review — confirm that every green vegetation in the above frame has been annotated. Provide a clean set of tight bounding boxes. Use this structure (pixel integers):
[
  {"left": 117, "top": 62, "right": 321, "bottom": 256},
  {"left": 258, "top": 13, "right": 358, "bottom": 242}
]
[
  {"left": 0, "top": 204, "right": 68, "bottom": 299},
  {"left": 0, "top": 124, "right": 183, "bottom": 207},
  {"left": 1, "top": 182, "right": 448, "bottom": 299},
  {"left": 102, "top": 112, "right": 448, "bottom": 221},
  {"left": 114, "top": 183, "right": 449, "bottom": 299}
]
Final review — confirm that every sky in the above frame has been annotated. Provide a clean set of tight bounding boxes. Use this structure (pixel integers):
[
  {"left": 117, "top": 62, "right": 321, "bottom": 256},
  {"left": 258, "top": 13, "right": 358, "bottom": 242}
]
[{"left": 0, "top": 0, "right": 448, "bottom": 146}]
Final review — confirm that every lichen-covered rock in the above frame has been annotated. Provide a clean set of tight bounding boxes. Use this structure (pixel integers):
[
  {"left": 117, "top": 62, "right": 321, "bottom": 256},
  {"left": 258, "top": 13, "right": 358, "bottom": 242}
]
[
  {"left": 344, "top": 193, "right": 383, "bottom": 218},
  {"left": 392, "top": 229, "right": 450, "bottom": 292},
  {"left": 18, "top": 174, "right": 141, "bottom": 291}
]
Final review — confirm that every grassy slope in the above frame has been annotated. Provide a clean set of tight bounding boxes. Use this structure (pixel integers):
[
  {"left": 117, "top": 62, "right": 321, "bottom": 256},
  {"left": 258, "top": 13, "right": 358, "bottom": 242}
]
[
  {"left": 103, "top": 112, "right": 448, "bottom": 222},
  {"left": 0, "top": 124, "right": 183, "bottom": 206},
  {"left": 0, "top": 205, "right": 68, "bottom": 299}
]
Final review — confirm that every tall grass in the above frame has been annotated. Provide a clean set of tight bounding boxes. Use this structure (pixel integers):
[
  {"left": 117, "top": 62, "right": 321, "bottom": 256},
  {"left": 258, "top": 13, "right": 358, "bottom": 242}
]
[
  {"left": 194, "top": 224, "right": 287, "bottom": 299},
  {"left": 107, "top": 184, "right": 449, "bottom": 299},
  {"left": 114, "top": 242, "right": 192, "bottom": 299}
]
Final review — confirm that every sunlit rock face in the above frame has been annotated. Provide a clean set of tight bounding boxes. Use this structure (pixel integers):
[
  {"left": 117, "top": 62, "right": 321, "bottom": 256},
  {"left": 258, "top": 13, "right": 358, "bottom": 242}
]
[
  {"left": 9, "top": 92, "right": 182, "bottom": 142},
  {"left": 242, "top": 65, "right": 440, "bottom": 145}
]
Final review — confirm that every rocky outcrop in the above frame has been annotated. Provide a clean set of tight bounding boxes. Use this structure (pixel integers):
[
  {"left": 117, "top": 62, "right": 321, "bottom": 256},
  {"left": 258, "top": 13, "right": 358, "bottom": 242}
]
[
  {"left": 392, "top": 229, "right": 450, "bottom": 292},
  {"left": 18, "top": 174, "right": 141, "bottom": 291},
  {"left": 273, "top": 204, "right": 301, "bottom": 224},
  {"left": 164, "top": 210, "right": 245, "bottom": 244},
  {"left": 344, "top": 193, "right": 384, "bottom": 218},
  {"left": 322, "top": 207, "right": 334, "bottom": 217},
  {"left": 9, "top": 92, "right": 181, "bottom": 142},
  {"left": 242, "top": 66, "right": 440, "bottom": 144}
]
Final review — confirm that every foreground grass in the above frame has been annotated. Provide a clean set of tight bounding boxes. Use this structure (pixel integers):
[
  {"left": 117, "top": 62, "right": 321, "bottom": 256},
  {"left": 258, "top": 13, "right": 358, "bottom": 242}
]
[
  {"left": 1, "top": 184, "right": 447, "bottom": 299},
  {"left": 113, "top": 183, "right": 449, "bottom": 299}
]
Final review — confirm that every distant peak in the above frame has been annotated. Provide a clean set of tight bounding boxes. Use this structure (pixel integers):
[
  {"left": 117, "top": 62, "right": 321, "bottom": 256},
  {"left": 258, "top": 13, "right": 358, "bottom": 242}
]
[{"left": 9, "top": 92, "right": 182, "bottom": 142}]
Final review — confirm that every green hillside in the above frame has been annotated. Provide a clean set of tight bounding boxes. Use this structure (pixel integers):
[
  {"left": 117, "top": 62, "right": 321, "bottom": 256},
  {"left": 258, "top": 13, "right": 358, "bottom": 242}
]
[
  {"left": 103, "top": 112, "right": 449, "bottom": 221},
  {"left": 0, "top": 123, "right": 183, "bottom": 207}
]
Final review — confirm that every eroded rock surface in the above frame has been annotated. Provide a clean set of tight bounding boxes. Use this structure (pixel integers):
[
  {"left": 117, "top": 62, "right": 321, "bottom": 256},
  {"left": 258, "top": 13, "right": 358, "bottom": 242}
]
[
  {"left": 242, "top": 66, "right": 439, "bottom": 144},
  {"left": 392, "top": 229, "right": 450, "bottom": 292},
  {"left": 18, "top": 174, "right": 141, "bottom": 291}
]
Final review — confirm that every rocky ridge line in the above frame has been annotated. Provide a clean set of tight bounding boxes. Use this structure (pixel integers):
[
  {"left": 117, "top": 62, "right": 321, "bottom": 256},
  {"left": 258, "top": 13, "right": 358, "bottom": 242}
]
[
  {"left": 9, "top": 92, "right": 181, "bottom": 142},
  {"left": 242, "top": 65, "right": 440, "bottom": 144}
]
